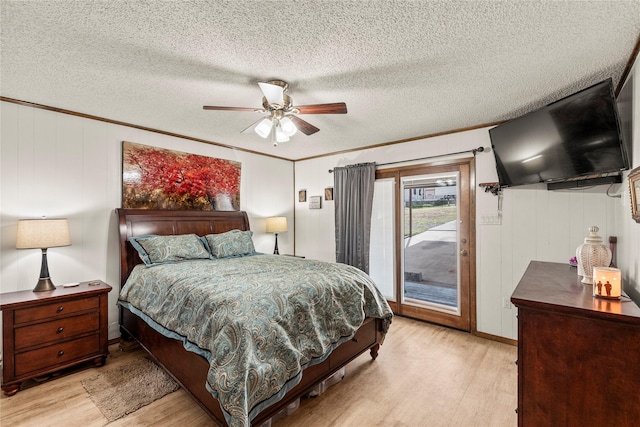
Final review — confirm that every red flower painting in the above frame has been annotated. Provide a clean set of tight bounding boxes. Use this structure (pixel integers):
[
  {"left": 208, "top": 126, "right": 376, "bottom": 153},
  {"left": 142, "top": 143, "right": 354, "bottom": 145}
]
[{"left": 122, "top": 142, "right": 241, "bottom": 210}]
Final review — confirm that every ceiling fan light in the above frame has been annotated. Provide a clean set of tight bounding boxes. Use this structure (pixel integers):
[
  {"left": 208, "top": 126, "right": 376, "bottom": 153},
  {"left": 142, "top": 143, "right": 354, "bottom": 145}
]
[
  {"left": 255, "top": 118, "right": 273, "bottom": 138},
  {"left": 275, "top": 125, "right": 289, "bottom": 143},
  {"left": 280, "top": 116, "right": 297, "bottom": 137}
]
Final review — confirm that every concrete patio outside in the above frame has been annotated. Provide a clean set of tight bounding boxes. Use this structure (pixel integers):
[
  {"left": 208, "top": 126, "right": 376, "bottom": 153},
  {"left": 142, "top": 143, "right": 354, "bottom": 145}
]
[{"left": 404, "top": 221, "right": 458, "bottom": 306}]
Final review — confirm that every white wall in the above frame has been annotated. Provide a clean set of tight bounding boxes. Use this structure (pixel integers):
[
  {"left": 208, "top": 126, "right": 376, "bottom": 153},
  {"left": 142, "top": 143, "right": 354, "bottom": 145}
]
[
  {"left": 0, "top": 102, "right": 295, "bottom": 341},
  {"left": 295, "top": 129, "right": 627, "bottom": 340},
  {"left": 616, "top": 55, "right": 640, "bottom": 303},
  {"left": 2, "top": 54, "right": 637, "bottom": 346}
]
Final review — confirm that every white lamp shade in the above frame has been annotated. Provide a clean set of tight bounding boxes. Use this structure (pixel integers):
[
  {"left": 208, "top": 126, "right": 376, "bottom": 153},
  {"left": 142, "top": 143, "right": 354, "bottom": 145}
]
[
  {"left": 280, "top": 116, "right": 298, "bottom": 137},
  {"left": 255, "top": 118, "right": 273, "bottom": 138},
  {"left": 275, "top": 125, "right": 289, "bottom": 143},
  {"left": 266, "top": 217, "right": 287, "bottom": 233},
  {"left": 16, "top": 219, "right": 71, "bottom": 249}
]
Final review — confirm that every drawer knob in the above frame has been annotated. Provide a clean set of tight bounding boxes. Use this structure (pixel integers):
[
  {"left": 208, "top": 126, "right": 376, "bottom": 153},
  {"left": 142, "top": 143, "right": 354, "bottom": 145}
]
[
  {"left": 57, "top": 306, "right": 64, "bottom": 313},
  {"left": 57, "top": 327, "right": 64, "bottom": 333},
  {"left": 58, "top": 350, "right": 64, "bottom": 357}
]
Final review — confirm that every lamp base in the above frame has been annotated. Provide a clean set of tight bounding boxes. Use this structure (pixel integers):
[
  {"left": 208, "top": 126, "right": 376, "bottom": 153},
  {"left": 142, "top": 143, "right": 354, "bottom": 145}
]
[
  {"left": 33, "top": 277, "right": 56, "bottom": 292},
  {"left": 273, "top": 233, "right": 280, "bottom": 255},
  {"left": 33, "top": 248, "right": 56, "bottom": 291}
]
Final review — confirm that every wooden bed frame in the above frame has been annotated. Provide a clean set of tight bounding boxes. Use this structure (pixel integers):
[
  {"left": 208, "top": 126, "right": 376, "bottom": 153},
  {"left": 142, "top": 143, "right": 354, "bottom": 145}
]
[{"left": 116, "top": 208, "right": 386, "bottom": 426}]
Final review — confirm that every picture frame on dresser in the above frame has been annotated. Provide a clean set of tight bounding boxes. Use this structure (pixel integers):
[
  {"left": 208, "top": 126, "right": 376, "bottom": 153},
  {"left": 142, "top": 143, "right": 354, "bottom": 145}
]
[{"left": 629, "top": 166, "right": 640, "bottom": 223}]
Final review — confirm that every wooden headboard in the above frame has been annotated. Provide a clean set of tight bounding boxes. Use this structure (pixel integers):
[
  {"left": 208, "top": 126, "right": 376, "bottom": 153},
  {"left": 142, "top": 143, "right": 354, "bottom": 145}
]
[{"left": 115, "top": 208, "right": 251, "bottom": 287}]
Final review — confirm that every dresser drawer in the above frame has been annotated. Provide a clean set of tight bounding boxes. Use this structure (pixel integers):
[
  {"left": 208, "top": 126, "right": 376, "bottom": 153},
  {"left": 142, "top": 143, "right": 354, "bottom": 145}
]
[
  {"left": 14, "top": 296, "right": 99, "bottom": 324},
  {"left": 329, "top": 318, "right": 376, "bottom": 368},
  {"left": 15, "top": 312, "right": 99, "bottom": 351},
  {"left": 15, "top": 334, "right": 100, "bottom": 377}
]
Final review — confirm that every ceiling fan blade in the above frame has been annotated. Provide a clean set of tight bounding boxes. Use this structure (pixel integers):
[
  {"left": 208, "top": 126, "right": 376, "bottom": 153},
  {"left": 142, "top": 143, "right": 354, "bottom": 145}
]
[
  {"left": 289, "top": 115, "right": 320, "bottom": 135},
  {"left": 295, "top": 103, "right": 347, "bottom": 114},
  {"left": 203, "top": 106, "right": 261, "bottom": 112},
  {"left": 258, "top": 82, "right": 285, "bottom": 105}
]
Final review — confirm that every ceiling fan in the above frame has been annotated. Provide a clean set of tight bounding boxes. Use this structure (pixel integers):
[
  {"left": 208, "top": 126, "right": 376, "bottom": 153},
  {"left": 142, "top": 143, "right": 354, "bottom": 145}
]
[{"left": 203, "top": 80, "right": 347, "bottom": 146}]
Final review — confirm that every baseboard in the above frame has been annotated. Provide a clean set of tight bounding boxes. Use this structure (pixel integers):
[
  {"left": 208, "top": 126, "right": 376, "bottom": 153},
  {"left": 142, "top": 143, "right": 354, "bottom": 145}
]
[{"left": 473, "top": 330, "right": 517, "bottom": 346}]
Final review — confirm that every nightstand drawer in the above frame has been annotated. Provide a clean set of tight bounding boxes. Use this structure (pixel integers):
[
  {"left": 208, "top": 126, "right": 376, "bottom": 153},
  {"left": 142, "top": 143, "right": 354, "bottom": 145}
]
[
  {"left": 2, "top": 282, "right": 111, "bottom": 396},
  {"left": 15, "top": 334, "right": 100, "bottom": 376},
  {"left": 15, "top": 312, "right": 99, "bottom": 350},
  {"left": 14, "top": 296, "right": 98, "bottom": 324}
]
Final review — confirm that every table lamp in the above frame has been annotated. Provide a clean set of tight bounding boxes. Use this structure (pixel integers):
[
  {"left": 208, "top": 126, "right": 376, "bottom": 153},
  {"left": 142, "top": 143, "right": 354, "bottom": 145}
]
[
  {"left": 16, "top": 218, "right": 71, "bottom": 292},
  {"left": 266, "top": 216, "right": 287, "bottom": 255}
]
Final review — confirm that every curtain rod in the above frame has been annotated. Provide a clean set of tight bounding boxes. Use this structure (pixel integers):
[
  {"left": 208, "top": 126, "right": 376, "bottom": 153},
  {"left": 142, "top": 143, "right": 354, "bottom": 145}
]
[{"left": 328, "top": 146, "right": 485, "bottom": 173}]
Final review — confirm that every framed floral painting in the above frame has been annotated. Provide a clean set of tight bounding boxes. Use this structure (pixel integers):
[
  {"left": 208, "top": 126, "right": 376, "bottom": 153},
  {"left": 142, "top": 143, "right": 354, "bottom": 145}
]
[{"left": 122, "top": 141, "right": 241, "bottom": 210}]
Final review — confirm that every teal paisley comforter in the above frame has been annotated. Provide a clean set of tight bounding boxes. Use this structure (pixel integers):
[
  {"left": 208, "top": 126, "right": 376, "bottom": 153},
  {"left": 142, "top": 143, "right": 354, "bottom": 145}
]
[{"left": 118, "top": 254, "right": 392, "bottom": 427}]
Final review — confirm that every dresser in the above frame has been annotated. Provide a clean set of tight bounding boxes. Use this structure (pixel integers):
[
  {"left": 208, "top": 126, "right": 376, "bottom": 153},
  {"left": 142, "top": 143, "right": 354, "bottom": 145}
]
[
  {"left": 1, "top": 281, "right": 111, "bottom": 396},
  {"left": 511, "top": 261, "right": 640, "bottom": 426}
]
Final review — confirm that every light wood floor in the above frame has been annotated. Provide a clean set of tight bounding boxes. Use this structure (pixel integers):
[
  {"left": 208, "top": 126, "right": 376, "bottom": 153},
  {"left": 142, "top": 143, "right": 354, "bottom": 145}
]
[{"left": 0, "top": 316, "right": 517, "bottom": 426}]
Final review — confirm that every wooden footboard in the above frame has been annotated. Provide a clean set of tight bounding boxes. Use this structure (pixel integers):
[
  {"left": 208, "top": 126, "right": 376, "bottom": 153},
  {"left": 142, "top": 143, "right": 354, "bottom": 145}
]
[{"left": 121, "top": 306, "right": 384, "bottom": 426}]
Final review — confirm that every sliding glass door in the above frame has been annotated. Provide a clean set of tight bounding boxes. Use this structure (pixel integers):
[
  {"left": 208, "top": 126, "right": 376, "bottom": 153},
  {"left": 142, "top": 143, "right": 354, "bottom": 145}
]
[
  {"left": 402, "top": 172, "right": 459, "bottom": 310},
  {"left": 370, "top": 159, "right": 474, "bottom": 331}
]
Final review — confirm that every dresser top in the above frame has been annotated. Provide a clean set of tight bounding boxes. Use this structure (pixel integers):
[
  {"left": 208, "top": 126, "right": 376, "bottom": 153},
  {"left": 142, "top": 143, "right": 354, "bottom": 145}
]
[
  {"left": 0, "top": 281, "right": 111, "bottom": 310},
  {"left": 511, "top": 261, "right": 640, "bottom": 323}
]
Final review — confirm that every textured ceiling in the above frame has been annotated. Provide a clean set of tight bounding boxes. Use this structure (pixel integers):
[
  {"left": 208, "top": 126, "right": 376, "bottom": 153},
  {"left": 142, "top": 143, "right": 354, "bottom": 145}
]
[{"left": 1, "top": 1, "right": 639, "bottom": 161}]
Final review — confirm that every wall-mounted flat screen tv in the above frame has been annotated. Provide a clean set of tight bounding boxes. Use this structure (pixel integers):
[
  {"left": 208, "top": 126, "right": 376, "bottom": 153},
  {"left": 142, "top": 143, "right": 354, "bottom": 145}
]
[{"left": 489, "top": 78, "right": 629, "bottom": 189}]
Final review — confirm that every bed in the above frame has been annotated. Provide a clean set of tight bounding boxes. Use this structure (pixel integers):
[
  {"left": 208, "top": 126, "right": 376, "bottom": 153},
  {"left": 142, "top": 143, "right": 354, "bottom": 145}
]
[{"left": 116, "top": 208, "right": 392, "bottom": 427}]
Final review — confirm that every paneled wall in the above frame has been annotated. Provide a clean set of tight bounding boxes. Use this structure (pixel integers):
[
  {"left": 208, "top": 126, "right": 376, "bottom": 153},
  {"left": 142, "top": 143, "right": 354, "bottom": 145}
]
[
  {"left": 0, "top": 102, "right": 295, "bottom": 341},
  {"left": 1, "top": 54, "right": 637, "bottom": 346},
  {"left": 616, "top": 57, "right": 640, "bottom": 304},
  {"left": 295, "top": 127, "right": 631, "bottom": 340}
]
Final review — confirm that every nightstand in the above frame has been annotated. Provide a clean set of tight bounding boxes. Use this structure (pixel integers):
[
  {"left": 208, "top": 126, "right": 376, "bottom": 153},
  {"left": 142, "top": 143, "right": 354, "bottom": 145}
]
[{"left": 1, "top": 281, "right": 111, "bottom": 396}]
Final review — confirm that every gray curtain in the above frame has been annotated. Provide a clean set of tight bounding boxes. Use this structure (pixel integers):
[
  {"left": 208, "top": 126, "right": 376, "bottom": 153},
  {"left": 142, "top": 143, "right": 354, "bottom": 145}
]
[{"left": 334, "top": 162, "right": 376, "bottom": 273}]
